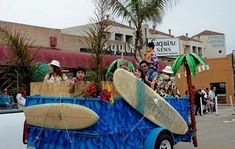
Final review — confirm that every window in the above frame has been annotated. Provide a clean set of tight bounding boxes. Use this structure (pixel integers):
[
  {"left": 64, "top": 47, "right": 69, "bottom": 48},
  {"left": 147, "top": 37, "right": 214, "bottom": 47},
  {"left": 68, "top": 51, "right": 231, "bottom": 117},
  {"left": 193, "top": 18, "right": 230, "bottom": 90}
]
[
  {"left": 115, "top": 33, "right": 123, "bottom": 41},
  {"left": 210, "top": 82, "right": 226, "bottom": 95},
  {"left": 192, "top": 46, "right": 197, "bottom": 53},
  {"left": 80, "top": 48, "right": 91, "bottom": 53},
  {"left": 198, "top": 47, "right": 202, "bottom": 56},
  {"left": 125, "top": 35, "right": 133, "bottom": 44},
  {"left": 185, "top": 45, "right": 191, "bottom": 53}
]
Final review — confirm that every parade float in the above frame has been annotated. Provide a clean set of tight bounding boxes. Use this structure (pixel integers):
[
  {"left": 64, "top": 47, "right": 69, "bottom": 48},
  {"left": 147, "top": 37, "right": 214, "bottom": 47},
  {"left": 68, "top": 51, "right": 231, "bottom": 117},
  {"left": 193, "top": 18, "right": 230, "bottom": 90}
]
[
  {"left": 23, "top": 69, "right": 192, "bottom": 149},
  {"left": 23, "top": 51, "right": 208, "bottom": 149}
]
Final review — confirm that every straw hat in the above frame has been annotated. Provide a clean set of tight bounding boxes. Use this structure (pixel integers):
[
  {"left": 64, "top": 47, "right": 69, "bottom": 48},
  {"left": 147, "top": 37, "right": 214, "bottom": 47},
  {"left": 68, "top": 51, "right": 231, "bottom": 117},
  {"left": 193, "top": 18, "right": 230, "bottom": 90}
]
[
  {"left": 162, "top": 66, "right": 173, "bottom": 74},
  {"left": 50, "top": 60, "right": 60, "bottom": 68}
]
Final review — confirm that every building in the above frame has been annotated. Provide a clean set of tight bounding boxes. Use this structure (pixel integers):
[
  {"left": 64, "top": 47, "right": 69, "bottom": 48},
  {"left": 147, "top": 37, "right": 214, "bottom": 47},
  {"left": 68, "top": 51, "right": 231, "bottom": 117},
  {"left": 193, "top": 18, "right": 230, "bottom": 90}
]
[
  {"left": 62, "top": 19, "right": 136, "bottom": 56},
  {"left": 0, "top": 20, "right": 136, "bottom": 69},
  {"left": 192, "top": 30, "right": 226, "bottom": 58}
]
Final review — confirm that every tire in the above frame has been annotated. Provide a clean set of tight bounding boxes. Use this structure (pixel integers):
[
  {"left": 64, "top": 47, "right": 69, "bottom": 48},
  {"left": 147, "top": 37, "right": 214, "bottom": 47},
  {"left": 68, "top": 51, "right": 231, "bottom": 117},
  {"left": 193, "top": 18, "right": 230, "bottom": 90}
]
[{"left": 154, "top": 133, "right": 173, "bottom": 149}]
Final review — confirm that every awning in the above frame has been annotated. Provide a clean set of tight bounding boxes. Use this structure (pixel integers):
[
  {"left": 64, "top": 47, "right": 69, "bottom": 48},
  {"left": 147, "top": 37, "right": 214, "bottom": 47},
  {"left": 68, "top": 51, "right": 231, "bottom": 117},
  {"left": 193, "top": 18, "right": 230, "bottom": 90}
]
[
  {"left": 0, "top": 45, "right": 137, "bottom": 69},
  {"left": 0, "top": 44, "right": 167, "bottom": 71}
]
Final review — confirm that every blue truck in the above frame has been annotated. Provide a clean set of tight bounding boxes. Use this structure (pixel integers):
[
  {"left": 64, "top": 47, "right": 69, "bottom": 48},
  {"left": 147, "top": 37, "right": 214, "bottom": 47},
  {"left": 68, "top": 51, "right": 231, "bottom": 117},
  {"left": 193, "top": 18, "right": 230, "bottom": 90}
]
[{"left": 24, "top": 96, "right": 192, "bottom": 149}]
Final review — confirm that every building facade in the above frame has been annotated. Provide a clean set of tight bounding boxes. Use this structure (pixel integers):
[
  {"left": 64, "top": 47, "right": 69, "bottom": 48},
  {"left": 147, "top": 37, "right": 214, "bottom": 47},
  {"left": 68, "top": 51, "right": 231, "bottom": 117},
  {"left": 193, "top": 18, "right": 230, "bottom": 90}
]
[{"left": 192, "top": 30, "right": 226, "bottom": 58}]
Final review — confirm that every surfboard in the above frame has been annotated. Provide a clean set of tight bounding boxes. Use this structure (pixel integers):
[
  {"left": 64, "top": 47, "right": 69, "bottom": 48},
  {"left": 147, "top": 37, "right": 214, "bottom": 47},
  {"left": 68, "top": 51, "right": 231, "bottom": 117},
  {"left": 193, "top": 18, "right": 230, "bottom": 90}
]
[
  {"left": 113, "top": 69, "right": 188, "bottom": 135},
  {"left": 23, "top": 103, "right": 99, "bottom": 129}
]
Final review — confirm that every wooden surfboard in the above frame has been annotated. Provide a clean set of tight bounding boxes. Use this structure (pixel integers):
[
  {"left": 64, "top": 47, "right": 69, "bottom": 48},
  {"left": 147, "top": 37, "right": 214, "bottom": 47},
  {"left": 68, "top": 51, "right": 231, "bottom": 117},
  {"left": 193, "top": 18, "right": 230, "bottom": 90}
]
[
  {"left": 113, "top": 69, "right": 188, "bottom": 135},
  {"left": 23, "top": 103, "right": 99, "bottom": 129}
]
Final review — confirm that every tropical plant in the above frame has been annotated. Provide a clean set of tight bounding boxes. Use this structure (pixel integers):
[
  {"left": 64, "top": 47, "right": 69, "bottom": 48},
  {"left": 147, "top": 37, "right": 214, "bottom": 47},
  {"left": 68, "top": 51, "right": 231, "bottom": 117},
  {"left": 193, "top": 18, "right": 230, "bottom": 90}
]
[
  {"left": 84, "top": 0, "right": 112, "bottom": 93},
  {"left": 172, "top": 52, "right": 208, "bottom": 147},
  {"left": 0, "top": 27, "right": 46, "bottom": 95},
  {"left": 107, "top": 0, "right": 175, "bottom": 61}
]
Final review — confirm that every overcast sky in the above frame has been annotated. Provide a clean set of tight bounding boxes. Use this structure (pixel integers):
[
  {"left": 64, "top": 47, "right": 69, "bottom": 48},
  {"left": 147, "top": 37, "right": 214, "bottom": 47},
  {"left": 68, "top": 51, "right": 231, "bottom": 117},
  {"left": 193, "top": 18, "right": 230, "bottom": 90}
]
[{"left": 0, "top": 0, "right": 234, "bottom": 53}]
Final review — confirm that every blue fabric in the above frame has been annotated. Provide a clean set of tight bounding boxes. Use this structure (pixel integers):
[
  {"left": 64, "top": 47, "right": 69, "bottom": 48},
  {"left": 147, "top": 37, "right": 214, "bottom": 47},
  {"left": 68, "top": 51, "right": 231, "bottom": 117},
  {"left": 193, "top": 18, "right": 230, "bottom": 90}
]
[
  {"left": 146, "top": 67, "right": 158, "bottom": 81},
  {"left": 26, "top": 96, "right": 191, "bottom": 149},
  {"left": 0, "top": 95, "right": 13, "bottom": 108}
]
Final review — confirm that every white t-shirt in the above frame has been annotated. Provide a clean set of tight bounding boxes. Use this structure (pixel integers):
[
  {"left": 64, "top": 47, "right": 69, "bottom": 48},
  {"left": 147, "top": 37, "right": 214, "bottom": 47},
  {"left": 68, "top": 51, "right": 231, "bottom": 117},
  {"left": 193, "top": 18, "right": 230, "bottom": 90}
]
[
  {"left": 208, "top": 90, "right": 215, "bottom": 100},
  {"left": 44, "top": 73, "right": 68, "bottom": 83},
  {"left": 16, "top": 93, "right": 26, "bottom": 110},
  {"left": 201, "top": 90, "right": 207, "bottom": 99}
]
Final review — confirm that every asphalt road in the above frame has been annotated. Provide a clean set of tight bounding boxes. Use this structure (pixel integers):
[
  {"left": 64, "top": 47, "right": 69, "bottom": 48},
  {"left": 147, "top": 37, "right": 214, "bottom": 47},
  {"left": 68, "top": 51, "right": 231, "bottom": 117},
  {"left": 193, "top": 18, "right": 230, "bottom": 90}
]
[{"left": 175, "top": 106, "right": 235, "bottom": 149}]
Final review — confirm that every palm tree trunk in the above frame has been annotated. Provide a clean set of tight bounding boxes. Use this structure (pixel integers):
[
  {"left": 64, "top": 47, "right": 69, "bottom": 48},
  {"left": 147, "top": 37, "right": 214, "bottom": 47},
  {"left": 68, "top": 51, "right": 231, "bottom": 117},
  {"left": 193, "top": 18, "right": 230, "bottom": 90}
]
[
  {"left": 185, "top": 63, "right": 198, "bottom": 147},
  {"left": 134, "top": 26, "right": 143, "bottom": 63},
  {"left": 95, "top": 55, "right": 102, "bottom": 94},
  {"left": 134, "top": 30, "right": 140, "bottom": 62}
]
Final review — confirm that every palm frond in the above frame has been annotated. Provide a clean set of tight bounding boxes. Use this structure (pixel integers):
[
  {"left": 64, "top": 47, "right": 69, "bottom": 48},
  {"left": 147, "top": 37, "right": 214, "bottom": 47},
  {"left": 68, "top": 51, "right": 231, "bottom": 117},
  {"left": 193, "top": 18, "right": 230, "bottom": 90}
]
[
  {"left": 190, "top": 52, "right": 207, "bottom": 66},
  {"left": 105, "top": 59, "right": 119, "bottom": 80},
  {"left": 186, "top": 54, "right": 197, "bottom": 77},
  {"left": 108, "top": 0, "right": 137, "bottom": 26},
  {"left": 0, "top": 27, "right": 38, "bottom": 94},
  {"left": 172, "top": 54, "right": 185, "bottom": 76},
  {"left": 127, "top": 61, "right": 135, "bottom": 72}
]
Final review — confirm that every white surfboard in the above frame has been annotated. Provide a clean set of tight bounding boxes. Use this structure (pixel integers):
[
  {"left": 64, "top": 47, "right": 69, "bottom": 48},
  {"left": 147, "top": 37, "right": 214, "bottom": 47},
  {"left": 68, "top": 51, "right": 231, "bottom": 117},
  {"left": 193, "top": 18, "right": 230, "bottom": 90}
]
[
  {"left": 113, "top": 69, "right": 188, "bottom": 135},
  {"left": 23, "top": 103, "right": 99, "bottom": 129}
]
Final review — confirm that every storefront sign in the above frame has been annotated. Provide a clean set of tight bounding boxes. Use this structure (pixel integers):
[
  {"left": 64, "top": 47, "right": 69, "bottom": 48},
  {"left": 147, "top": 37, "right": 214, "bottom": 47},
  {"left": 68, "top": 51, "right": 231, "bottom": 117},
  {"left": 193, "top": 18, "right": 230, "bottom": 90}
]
[
  {"left": 149, "top": 38, "right": 180, "bottom": 56},
  {"left": 81, "top": 43, "right": 134, "bottom": 56},
  {"left": 207, "top": 35, "right": 225, "bottom": 48},
  {"left": 106, "top": 43, "right": 135, "bottom": 55}
]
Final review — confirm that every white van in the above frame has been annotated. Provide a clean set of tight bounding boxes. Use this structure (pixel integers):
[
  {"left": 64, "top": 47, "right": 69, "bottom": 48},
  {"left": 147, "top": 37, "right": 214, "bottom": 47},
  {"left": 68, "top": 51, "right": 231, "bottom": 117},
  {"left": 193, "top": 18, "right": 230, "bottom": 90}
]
[{"left": 0, "top": 109, "right": 26, "bottom": 149}]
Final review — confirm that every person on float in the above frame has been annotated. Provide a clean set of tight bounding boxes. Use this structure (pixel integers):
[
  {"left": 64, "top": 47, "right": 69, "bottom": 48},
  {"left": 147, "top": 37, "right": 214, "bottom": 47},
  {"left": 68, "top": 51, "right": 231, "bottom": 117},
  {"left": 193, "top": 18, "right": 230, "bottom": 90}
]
[
  {"left": 44, "top": 60, "right": 68, "bottom": 83},
  {"left": 69, "top": 67, "right": 87, "bottom": 93},
  {"left": 141, "top": 42, "right": 159, "bottom": 82},
  {"left": 151, "top": 66, "right": 178, "bottom": 97}
]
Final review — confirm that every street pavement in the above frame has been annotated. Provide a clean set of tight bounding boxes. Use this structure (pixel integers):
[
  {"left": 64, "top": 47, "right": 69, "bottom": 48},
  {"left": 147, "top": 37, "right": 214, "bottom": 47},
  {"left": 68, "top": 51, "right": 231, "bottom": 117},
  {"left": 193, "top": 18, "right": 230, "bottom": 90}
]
[{"left": 175, "top": 105, "right": 235, "bottom": 149}]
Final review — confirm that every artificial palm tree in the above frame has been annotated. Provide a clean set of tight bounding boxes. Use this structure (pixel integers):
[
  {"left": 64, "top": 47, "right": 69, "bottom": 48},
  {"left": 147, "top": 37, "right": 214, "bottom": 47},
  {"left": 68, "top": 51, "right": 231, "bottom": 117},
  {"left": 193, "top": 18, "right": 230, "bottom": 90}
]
[
  {"left": 108, "top": 0, "right": 175, "bottom": 61},
  {"left": 105, "top": 58, "right": 135, "bottom": 80},
  {"left": 172, "top": 52, "right": 208, "bottom": 147}
]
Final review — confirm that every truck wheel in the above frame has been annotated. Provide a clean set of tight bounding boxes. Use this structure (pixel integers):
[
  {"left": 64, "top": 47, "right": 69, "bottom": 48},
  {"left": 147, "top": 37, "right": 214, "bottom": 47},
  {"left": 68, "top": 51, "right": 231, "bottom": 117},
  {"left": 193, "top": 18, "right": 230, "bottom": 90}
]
[{"left": 155, "top": 133, "right": 173, "bottom": 149}]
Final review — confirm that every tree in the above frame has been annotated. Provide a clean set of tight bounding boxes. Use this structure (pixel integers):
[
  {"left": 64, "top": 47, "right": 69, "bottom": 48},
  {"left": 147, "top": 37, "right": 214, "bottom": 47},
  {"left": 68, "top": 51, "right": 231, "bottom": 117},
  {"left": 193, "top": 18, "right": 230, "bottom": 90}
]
[
  {"left": 84, "top": 0, "right": 112, "bottom": 93},
  {"left": 172, "top": 52, "right": 208, "bottom": 147},
  {"left": 108, "top": 0, "right": 175, "bottom": 61},
  {"left": 0, "top": 27, "right": 46, "bottom": 95}
]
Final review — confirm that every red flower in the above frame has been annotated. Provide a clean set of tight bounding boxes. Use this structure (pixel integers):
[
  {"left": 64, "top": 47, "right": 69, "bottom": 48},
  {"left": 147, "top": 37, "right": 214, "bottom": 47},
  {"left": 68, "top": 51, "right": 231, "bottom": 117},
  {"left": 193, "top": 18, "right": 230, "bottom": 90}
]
[
  {"left": 85, "top": 84, "right": 97, "bottom": 97},
  {"left": 99, "top": 89, "right": 112, "bottom": 102}
]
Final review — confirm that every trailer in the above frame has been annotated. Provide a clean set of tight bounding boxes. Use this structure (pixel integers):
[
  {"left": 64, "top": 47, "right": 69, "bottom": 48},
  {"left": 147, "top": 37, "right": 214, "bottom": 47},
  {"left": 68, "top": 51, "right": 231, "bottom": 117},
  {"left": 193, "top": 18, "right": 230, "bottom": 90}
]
[{"left": 25, "top": 95, "right": 191, "bottom": 149}]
